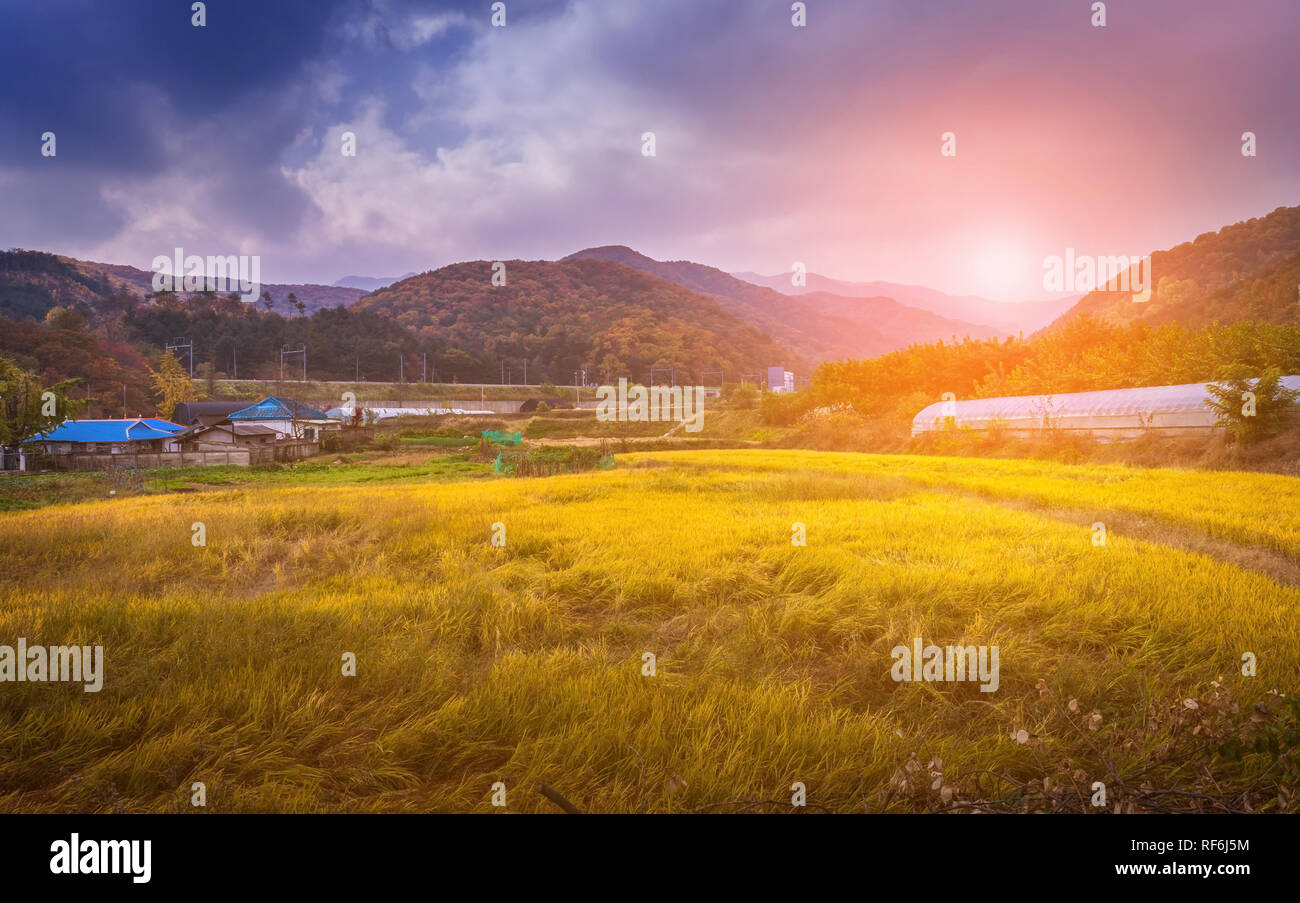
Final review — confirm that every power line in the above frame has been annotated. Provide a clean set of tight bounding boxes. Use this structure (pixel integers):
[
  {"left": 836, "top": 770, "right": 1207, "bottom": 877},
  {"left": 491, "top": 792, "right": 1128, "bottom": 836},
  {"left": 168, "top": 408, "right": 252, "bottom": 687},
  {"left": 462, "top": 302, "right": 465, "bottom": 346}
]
[
  {"left": 281, "top": 343, "right": 306, "bottom": 382},
  {"left": 165, "top": 337, "right": 193, "bottom": 378}
]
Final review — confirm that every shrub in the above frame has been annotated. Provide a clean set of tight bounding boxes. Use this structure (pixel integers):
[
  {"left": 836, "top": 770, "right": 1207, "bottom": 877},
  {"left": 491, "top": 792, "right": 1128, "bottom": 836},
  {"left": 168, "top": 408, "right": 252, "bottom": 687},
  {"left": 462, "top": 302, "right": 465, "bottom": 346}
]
[
  {"left": 759, "top": 389, "right": 812, "bottom": 426},
  {"left": 728, "top": 384, "right": 759, "bottom": 410},
  {"left": 1207, "top": 365, "right": 1299, "bottom": 443}
]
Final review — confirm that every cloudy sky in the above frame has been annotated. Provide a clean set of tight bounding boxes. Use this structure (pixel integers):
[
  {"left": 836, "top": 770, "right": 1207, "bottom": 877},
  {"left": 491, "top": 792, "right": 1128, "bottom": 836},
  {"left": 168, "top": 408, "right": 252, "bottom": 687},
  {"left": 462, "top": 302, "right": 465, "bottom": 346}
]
[{"left": 2, "top": 0, "right": 1297, "bottom": 300}]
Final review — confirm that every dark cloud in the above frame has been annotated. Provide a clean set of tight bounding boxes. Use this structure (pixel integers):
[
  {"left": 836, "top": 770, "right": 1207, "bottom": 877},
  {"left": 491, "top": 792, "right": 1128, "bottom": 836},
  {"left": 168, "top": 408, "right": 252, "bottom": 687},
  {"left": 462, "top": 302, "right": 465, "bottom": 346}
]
[
  {"left": 0, "top": 0, "right": 1296, "bottom": 292},
  {"left": 0, "top": 0, "right": 353, "bottom": 169}
]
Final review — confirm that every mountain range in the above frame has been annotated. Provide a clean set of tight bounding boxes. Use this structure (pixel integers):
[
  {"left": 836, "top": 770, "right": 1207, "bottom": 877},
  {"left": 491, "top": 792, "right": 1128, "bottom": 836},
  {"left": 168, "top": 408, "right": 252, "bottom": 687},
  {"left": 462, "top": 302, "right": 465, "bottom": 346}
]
[
  {"left": 563, "top": 245, "right": 1002, "bottom": 363},
  {"left": 3, "top": 203, "right": 1298, "bottom": 387},
  {"left": 332, "top": 273, "right": 418, "bottom": 291},
  {"left": 731, "top": 271, "right": 1079, "bottom": 334}
]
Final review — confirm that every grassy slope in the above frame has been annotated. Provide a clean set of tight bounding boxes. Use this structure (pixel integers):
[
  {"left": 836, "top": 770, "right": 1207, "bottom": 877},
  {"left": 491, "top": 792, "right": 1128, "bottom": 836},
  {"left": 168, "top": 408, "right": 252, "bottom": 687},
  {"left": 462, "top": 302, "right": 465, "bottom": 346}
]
[{"left": 0, "top": 450, "right": 1296, "bottom": 813}]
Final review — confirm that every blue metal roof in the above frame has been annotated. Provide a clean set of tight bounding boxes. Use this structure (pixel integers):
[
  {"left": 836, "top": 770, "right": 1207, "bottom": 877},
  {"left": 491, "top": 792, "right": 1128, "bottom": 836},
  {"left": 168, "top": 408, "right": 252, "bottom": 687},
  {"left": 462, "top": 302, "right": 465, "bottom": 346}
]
[
  {"left": 34, "top": 418, "right": 185, "bottom": 443},
  {"left": 227, "top": 396, "right": 330, "bottom": 421}
]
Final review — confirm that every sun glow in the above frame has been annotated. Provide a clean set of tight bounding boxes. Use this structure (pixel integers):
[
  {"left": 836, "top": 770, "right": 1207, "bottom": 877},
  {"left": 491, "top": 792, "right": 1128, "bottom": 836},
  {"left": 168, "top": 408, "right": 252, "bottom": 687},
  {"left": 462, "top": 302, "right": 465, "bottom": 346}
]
[{"left": 967, "top": 239, "right": 1032, "bottom": 302}]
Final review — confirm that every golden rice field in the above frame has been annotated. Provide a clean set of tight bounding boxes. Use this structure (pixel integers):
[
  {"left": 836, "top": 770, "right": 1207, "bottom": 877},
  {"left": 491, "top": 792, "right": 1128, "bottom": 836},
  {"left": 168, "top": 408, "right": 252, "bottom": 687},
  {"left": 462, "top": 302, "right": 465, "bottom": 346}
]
[{"left": 1, "top": 449, "right": 1297, "bottom": 813}]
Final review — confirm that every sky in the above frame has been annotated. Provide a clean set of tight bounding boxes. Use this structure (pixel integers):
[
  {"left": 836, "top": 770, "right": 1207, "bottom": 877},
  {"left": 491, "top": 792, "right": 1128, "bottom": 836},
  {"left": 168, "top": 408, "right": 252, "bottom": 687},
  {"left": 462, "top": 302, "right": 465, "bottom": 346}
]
[{"left": 1, "top": 0, "right": 1297, "bottom": 301}]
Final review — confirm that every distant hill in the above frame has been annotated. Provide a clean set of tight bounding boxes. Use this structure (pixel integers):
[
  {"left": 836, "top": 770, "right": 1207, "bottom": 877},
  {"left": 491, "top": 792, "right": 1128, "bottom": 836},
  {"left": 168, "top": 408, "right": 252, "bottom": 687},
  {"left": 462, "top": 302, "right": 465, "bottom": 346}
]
[
  {"left": 564, "top": 246, "right": 1000, "bottom": 364},
  {"left": 357, "top": 258, "right": 800, "bottom": 384},
  {"left": 0, "top": 250, "right": 365, "bottom": 321},
  {"left": 732, "top": 270, "right": 1078, "bottom": 334},
  {"left": 1056, "top": 204, "right": 1300, "bottom": 328},
  {"left": 332, "top": 273, "right": 417, "bottom": 291},
  {"left": 260, "top": 282, "right": 366, "bottom": 312}
]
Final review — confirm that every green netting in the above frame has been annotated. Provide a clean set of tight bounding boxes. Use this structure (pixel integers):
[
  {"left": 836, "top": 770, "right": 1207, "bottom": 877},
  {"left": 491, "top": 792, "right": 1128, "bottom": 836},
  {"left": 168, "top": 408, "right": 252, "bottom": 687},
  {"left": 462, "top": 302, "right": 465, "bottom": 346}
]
[{"left": 482, "top": 430, "right": 523, "bottom": 445}]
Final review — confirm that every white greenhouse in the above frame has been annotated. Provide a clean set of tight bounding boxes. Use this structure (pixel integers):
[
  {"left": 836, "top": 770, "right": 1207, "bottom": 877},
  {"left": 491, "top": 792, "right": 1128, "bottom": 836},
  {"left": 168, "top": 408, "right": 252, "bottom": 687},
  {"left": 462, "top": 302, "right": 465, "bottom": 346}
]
[{"left": 911, "top": 376, "right": 1300, "bottom": 440}]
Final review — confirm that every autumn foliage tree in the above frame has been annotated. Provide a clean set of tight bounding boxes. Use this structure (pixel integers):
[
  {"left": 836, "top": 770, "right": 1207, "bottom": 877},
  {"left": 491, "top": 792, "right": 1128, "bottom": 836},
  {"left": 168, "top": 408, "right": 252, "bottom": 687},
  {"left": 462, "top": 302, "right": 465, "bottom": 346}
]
[{"left": 149, "top": 351, "right": 196, "bottom": 420}]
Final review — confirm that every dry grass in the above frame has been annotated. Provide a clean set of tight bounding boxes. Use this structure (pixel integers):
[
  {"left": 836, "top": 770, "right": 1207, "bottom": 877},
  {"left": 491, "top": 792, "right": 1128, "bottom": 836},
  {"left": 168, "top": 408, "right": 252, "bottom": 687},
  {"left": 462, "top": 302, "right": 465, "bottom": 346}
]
[{"left": 0, "top": 449, "right": 1296, "bottom": 812}]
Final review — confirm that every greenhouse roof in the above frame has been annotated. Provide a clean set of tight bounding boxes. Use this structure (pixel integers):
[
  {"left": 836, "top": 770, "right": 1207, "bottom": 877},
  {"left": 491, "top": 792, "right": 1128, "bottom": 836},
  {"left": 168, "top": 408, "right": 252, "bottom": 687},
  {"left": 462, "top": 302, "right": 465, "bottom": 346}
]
[{"left": 912, "top": 376, "right": 1300, "bottom": 427}]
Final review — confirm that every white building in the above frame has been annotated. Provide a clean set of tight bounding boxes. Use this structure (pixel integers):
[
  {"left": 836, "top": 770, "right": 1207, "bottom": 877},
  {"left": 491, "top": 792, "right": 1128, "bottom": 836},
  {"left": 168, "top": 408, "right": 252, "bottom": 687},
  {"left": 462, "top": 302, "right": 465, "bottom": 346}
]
[
  {"left": 767, "top": 366, "right": 796, "bottom": 394},
  {"left": 911, "top": 377, "right": 1300, "bottom": 440}
]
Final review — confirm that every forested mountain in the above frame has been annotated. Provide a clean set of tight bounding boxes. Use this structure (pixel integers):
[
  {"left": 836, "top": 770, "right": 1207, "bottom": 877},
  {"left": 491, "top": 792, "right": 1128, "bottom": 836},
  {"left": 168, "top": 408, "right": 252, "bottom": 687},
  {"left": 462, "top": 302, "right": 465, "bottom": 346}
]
[
  {"left": 0, "top": 249, "right": 365, "bottom": 323},
  {"left": 1058, "top": 205, "right": 1300, "bottom": 327},
  {"left": 0, "top": 296, "right": 438, "bottom": 415},
  {"left": 120, "top": 294, "right": 429, "bottom": 383},
  {"left": 357, "top": 258, "right": 799, "bottom": 384},
  {"left": 1, "top": 251, "right": 803, "bottom": 391},
  {"left": 564, "top": 245, "right": 1000, "bottom": 361}
]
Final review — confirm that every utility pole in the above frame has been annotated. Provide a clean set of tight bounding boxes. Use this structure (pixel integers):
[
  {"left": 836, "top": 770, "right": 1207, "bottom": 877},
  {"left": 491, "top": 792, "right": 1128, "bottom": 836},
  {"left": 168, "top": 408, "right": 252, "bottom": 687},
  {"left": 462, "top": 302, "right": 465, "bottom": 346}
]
[
  {"left": 122, "top": 384, "right": 127, "bottom": 419},
  {"left": 523, "top": 358, "right": 527, "bottom": 386},
  {"left": 399, "top": 355, "right": 403, "bottom": 384},
  {"left": 280, "top": 343, "right": 306, "bottom": 383},
  {"left": 650, "top": 366, "right": 675, "bottom": 387},
  {"left": 166, "top": 337, "right": 194, "bottom": 378},
  {"left": 500, "top": 359, "right": 504, "bottom": 386},
  {"left": 422, "top": 352, "right": 427, "bottom": 384}
]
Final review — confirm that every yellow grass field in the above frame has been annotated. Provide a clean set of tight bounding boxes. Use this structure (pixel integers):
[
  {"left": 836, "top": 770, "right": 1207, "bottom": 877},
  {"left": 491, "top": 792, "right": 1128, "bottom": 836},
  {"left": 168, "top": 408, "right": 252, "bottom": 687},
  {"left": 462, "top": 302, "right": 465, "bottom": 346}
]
[{"left": 1, "top": 450, "right": 1297, "bottom": 813}]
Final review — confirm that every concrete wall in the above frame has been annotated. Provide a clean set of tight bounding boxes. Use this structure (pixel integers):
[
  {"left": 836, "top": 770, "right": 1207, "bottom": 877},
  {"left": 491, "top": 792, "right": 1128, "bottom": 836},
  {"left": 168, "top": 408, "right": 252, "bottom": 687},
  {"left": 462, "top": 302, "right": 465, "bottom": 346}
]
[
  {"left": 36, "top": 450, "right": 256, "bottom": 469},
  {"left": 31, "top": 440, "right": 320, "bottom": 471}
]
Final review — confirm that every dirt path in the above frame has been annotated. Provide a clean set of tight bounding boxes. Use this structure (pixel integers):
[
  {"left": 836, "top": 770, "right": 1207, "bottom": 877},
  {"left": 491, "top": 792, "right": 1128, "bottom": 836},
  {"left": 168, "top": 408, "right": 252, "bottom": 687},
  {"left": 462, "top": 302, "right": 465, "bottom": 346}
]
[{"left": 952, "top": 489, "right": 1300, "bottom": 587}]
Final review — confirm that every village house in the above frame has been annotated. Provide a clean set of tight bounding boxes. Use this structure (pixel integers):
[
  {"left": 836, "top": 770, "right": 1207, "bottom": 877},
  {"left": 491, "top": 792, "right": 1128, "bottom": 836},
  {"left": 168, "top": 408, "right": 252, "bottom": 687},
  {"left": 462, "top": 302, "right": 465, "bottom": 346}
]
[
  {"left": 16, "top": 398, "right": 341, "bottom": 471},
  {"left": 171, "top": 401, "right": 253, "bottom": 428},
  {"left": 175, "top": 421, "right": 280, "bottom": 451},
  {"left": 227, "top": 396, "right": 341, "bottom": 441},
  {"left": 30, "top": 418, "right": 186, "bottom": 457}
]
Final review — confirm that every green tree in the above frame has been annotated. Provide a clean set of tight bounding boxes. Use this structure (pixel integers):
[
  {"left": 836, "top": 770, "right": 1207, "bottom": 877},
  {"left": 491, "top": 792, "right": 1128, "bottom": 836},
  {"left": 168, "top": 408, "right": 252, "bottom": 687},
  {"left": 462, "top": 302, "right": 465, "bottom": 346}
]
[
  {"left": 1206, "top": 365, "right": 1299, "bottom": 443},
  {"left": 150, "top": 351, "right": 196, "bottom": 419},
  {"left": 43, "top": 306, "right": 86, "bottom": 332},
  {"left": 0, "top": 357, "right": 83, "bottom": 446}
]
